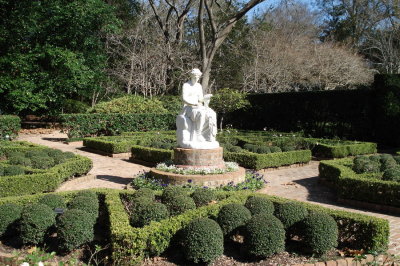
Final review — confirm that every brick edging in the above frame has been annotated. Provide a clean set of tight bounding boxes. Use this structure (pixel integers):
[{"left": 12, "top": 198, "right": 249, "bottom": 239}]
[{"left": 293, "top": 254, "right": 388, "bottom": 266}]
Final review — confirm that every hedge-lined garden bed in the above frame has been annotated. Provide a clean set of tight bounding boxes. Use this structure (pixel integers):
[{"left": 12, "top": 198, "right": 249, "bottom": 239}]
[
  {"left": 106, "top": 190, "right": 389, "bottom": 265},
  {"left": 0, "top": 189, "right": 389, "bottom": 265},
  {"left": 319, "top": 155, "right": 400, "bottom": 209},
  {"left": 0, "top": 115, "right": 21, "bottom": 140},
  {"left": 0, "top": 141, "right": 92, "bottom": 197}
]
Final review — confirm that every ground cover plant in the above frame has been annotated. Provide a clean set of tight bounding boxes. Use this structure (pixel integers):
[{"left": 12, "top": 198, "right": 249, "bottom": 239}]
[
  {"left": 108, "top": 189, "right": 389, "bottom": 265},
  {"left": 0, "top": 141, "right": 92, "bottom": 197},
  {"left": 319, "top": 153, "right": 400, "bottom": 208}
]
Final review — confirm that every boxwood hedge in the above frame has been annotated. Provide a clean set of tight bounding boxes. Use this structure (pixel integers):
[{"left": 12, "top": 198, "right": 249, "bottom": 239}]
[
  {"left": 0, "top": 142, "right": 92, "bottom": 197},
  {"left": 319, "top": 158, "right": 400, "bottom": 208},
  {"left": 106, "top": 190, "right": 389, "bottom": 264}
]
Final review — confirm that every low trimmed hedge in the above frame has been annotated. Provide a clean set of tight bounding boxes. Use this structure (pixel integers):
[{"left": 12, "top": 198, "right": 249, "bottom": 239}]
[
  {"left": 61, "top": 113, "right": 176, "bottom": 138},
  {"left": 83, "top": 135, "right": 175, "bottom": 154},
  {"left": 319, "top": 159, "right": 400, "bottom": 208},
  {"left": 307, "top": 139, "right": 377, "bottom": 158},
  {"left": 131, "top": 145, "right": 173, "bottom": 163},
  {"left": 223, "top": 150, "right": 311, "bottom": 170},
  {"left": 106, "top": 190, "right": 389, "bottom": 264},
  {"left": 0, "top": 142, "right": 92, "bottom": 197},
  {"left": 0, "top": 115, "right": 21, "bottom": 140}
]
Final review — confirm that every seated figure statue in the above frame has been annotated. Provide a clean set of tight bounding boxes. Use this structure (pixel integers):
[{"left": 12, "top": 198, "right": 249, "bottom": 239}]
[{"left": 176, "top": 68, "right": 219, "bottom": 149}]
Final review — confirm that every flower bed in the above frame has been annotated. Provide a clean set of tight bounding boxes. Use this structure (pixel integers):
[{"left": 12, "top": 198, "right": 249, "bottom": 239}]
[
  {"left": 155, "top": 161, "right": 239, "bottom": 175},
  {"left": 319, "top": 154, "right": 400, "bottom": 209},
  {"left": 105, "top": 190, "right": 389, "bottom": 264},
  {"left": 0, "top": 141, "right": 92, "bottom": 197}
]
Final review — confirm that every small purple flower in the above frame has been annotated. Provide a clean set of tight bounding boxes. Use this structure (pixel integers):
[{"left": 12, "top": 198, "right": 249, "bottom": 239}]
[{"left": 188, "top": 179, "right": 192, "bottom": 183}]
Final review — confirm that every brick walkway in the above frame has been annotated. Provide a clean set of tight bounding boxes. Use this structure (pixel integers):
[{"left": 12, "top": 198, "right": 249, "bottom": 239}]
[
  {"left": 17, "top": 131, "right": 400, "bottom": 255},
  {"left": 258, "top": 161, "right": 400, "bottom": 255}
]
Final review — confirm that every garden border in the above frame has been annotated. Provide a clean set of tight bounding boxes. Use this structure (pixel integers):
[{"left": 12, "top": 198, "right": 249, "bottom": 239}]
[{"left": 319, "top": 158, "right": 400, "bottom": 211}]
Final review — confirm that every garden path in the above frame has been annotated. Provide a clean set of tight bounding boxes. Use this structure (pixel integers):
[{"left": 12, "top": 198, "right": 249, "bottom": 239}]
[
  {"left": 17, "top": 131, "right": 400, "bottom": 255},
  {"left": 259, "top": 162, "right": 400, "bottom": 255},
  {"left": 17, "top": 131, "right": 149, "bottom": 191}
]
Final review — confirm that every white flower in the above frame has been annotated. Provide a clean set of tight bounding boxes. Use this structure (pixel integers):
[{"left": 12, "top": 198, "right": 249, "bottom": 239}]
[
  {"left": 20, "top": 263, "right": 29, "bottom": 266},
  {"left": 38, "top": 262, "right": 44, "bottom": 266}
]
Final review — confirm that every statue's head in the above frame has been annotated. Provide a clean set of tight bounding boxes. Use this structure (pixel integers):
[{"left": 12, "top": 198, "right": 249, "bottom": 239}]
[{"left": 190, "top": 68, "right": 202, "bottom": 78}]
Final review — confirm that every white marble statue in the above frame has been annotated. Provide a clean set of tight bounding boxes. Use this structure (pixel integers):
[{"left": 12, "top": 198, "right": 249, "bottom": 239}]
[{"left": 176, "top": 68, "right": 219, "bottom": 149}]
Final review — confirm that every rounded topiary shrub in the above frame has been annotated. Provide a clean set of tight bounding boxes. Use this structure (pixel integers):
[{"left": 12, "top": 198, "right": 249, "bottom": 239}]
[
  {"left": 380, "top": 154, "right": 398, "bottom": 171},
  {"left": 57, "top": 209, "right": 94, "bottom": 252},
  {"left": 245, "top": 196, "right": 274, "bottom": 216},
  {"left": 0, "top": 203, "right": 23, "bottom": 237},
  {"left": 130, "top": 202, "right": 169, "bottom": 227},
  {"left": 68, "top": 195, "right": 99, "bottom": 223},
  {"left": 19, "top": 203, "right": 56, "bottom": 245},
  {"left": 3, "top": 165, "right": 25, "bottom": 176},
  {"left": 352, "top": 156, "right": 380, "bottom": 174},
  {"left": 8, "top": 156, "right": 31, "bottom": 167},
  {"left": 133, "top": 188, "right": 155, "bottom": 200},
  {"left": 270, "top": 146, "right": 282, "bottom": 153},
  {"left": 383, "top": 166, "right": 400, "bottom": 182},
  {"left": 191, "top": 188, "right": 216, "bottom": 207},
  {"left": 181, "top": 218, "right": 223, "bottom": 264},
  {"left": 257, "top": 146, "right": 271, "bottom": 154},
  {"left": 217, "top": 203, "right": 252, "bottom": 235},
  {"left": 25, "top": 150, "right": 48, "bottom": 159},
  {"left": 243, "top": 214, "right": 285, "bottom": 258},
  {"left": 300, "top": 212, "right": 338, "bottom": 255},
  {"left": 31, "top": 156, "right": 55, "bottom": 169},
  {"left": 161, "top": 186, "right": 187, "bottom": 204},
  {"left": 230, "top": 146, "right": 243, "bottom": 153},
  {"left": 38, "top": 194, "right": 66, "bottom": 210},
  {"left": 274, "top": 202, "right": 308, "bottom": 230},
  {"left": 165, "top": 195, "right": 196, "bottom": 216}
]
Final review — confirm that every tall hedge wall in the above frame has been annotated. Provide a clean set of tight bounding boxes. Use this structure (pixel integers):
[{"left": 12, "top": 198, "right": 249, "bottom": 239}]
[
  {"left": 61, "top": 113, "right": 176, "bottom": 138},
  {"left": 226, "top": 74, "right": 400, "bottom": 146}
]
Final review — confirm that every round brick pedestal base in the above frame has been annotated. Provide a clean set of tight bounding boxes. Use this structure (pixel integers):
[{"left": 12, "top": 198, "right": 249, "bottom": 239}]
[
  {"left": 149, "top": 167, "right": 246, "bottom": 187},
  {"left": 173, "top": 147, "right": 224, "bottom": 169}
]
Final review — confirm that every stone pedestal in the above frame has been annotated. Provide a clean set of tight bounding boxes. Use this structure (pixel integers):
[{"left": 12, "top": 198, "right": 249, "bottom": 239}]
[
  {"left": 174, "top": 147, "right": 224, "bottom": 169},
  {"left": 149, "top": 167, "right": 246, "bottom": 187}
]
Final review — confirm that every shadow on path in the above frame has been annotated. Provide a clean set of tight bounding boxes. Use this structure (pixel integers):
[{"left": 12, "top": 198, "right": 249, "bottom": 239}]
[{"left": 96, "top": 175, "right": 132, "bottom": 185}]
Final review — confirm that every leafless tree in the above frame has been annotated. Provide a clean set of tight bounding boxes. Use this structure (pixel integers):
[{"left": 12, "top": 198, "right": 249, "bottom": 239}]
[{"left": 242, "top": 2, "right": 373, "bottom": 92}]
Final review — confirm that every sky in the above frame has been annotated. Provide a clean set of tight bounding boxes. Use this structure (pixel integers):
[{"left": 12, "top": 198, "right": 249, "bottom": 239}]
[{"left": 248, "top": 0, "right": 320, "bottom": 18}]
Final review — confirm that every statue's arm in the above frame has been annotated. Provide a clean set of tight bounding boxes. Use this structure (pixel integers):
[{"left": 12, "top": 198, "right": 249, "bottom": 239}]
[{"left": 182, "top": 84, "right": 198, "bottom": 105}]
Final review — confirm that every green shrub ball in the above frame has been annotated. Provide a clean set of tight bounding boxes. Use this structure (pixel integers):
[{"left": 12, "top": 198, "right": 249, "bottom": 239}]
[
  {"left": 245, "top": 196, "right": 274, "bottom": 215},
  {"left": 4, "top": 165, "right": 25, "bottom": 176},
  {"left": 68, "top": 195, "right": 99, "bottom": 223},
  {"left": 182, "top": 218, "right": 224, "bottom": 264},
  {"left": 0, "top": 203, "right": 22, "bottom": 237},
  {"left": 38, "top": 194, "right": 66, "bottom": 210},
  {"left": 191, "top": 188, "right": 216, "bottom": 207},
  {"left": 165, "top": 195, "right": 196, "bottom": 216},
  {"left": 19, "top": 203, "right": 56, "bottom": 245},
  {"left": 31, "top": 156, "right": 55, "bottom": 169},
  {"left": 300, "top": 212, "right": 338, "bottom": 255},
  {"left": 274, "top": 202, "right": 308, "bottom": 229},
  {"left": 57, "top": 209, "right": 95, "bottom": 252},
  {"left": 133, "top": 188, "right": 155, "bottom": 200},
  {"left": 383, "top": 166, "right": 400, "bottom": 182},
  {"left": 161, "top": 186, "right": 187, "bottom": 204},
  {"left": 243, "top": 214, "right": 285, "bottom": 258},
  {"left": 217, "top": 203, "right": 252, "bottom": 235},
  {"left": 130, "top": 202, "right": 169, "bottom": 227},
  {"left": 8, "top": 156, "right": 31, "bottom": 167}
]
